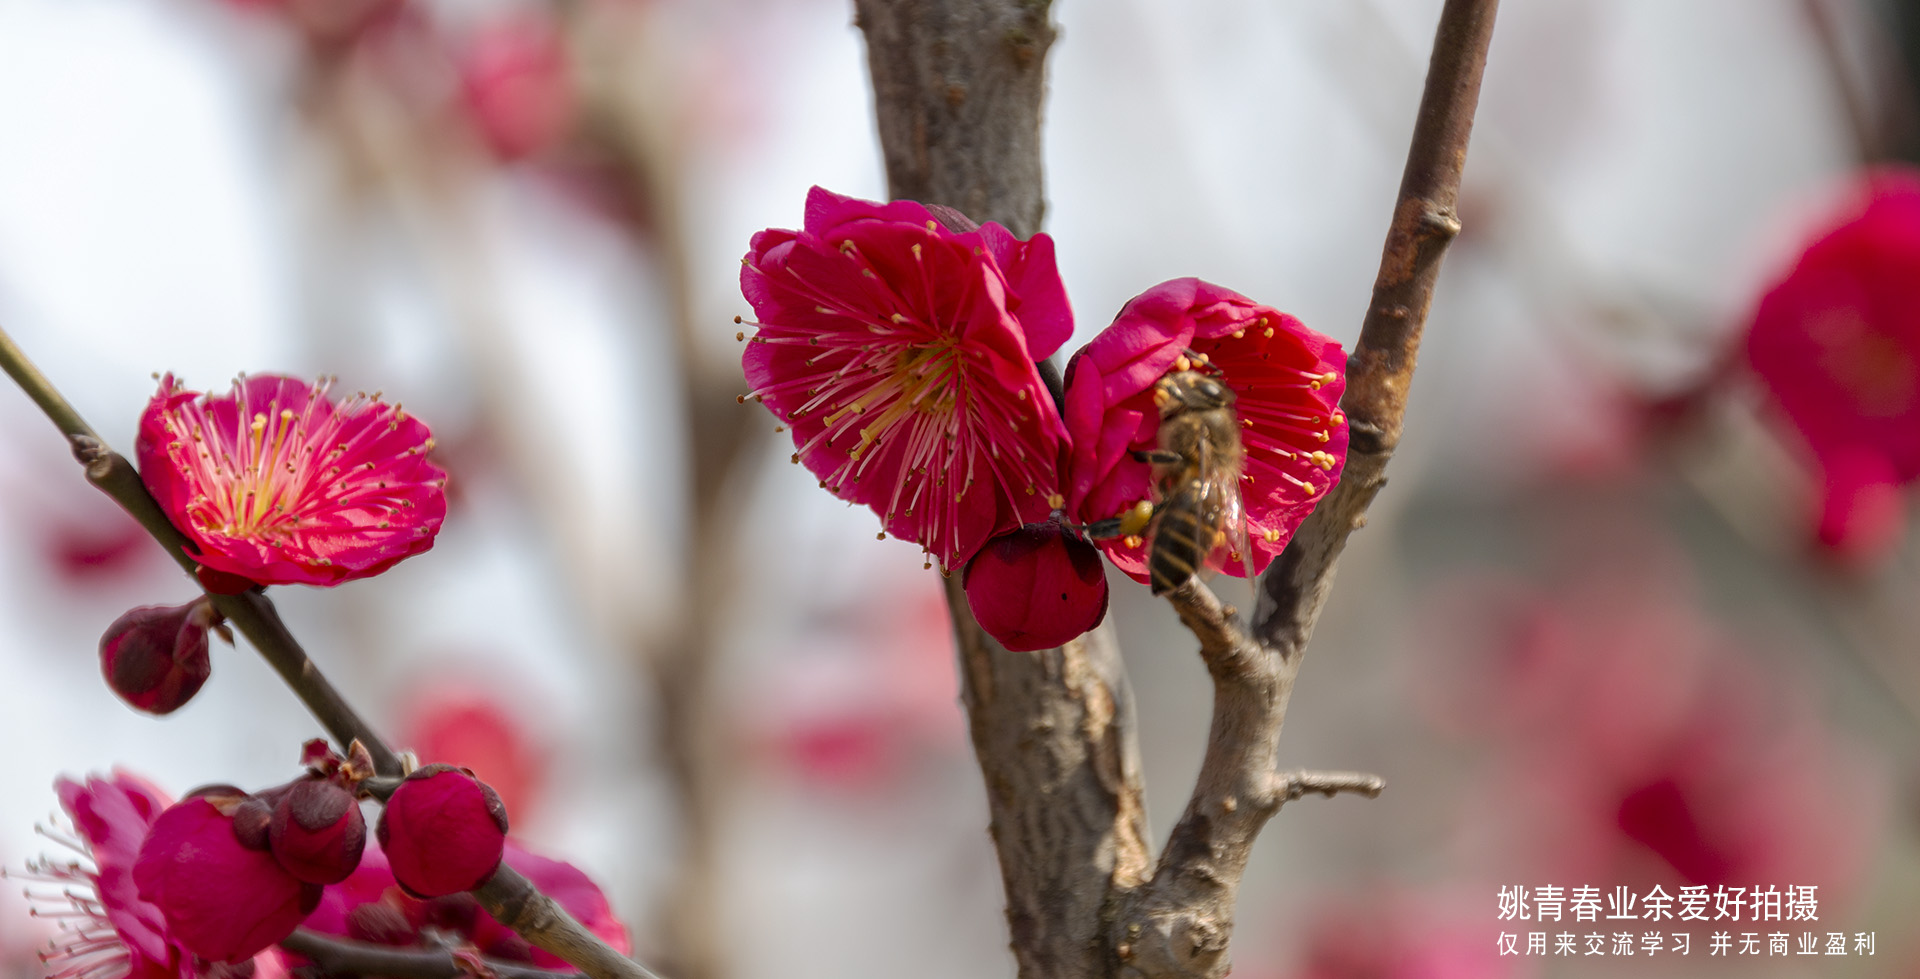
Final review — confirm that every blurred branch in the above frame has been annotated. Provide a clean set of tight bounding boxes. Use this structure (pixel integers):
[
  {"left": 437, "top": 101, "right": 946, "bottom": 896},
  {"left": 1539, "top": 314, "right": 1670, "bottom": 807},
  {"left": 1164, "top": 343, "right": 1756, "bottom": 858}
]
[
  {"left": 0, "top": 324, "right": 658, "bottom": 979},
  {"left": 281, "top": 929, "right": 573, "bottom": 979},
  {"left": 563, "top": 9, "right": 769, "bottom": 976},
  {"left": 1800, "top": 0, "right": 1906, "bottom": 163},
  {"left": 855, "top": 3, "right": 1152, "bottom": 977}
]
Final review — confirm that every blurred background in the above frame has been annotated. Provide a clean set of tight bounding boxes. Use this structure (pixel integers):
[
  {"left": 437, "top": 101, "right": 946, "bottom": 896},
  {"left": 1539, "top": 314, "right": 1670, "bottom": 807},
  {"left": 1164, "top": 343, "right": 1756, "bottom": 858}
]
[{"left": 0, "top": 0, "right": 1915, "bottom": 975}]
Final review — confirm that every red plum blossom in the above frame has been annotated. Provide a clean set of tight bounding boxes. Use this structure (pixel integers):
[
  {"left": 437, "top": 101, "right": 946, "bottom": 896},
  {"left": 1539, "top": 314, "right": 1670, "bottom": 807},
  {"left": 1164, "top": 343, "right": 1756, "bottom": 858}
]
[
  {"left": 740, "top": 186, "right": 1072, "bottom": 572},
  {"left": 137, "top": 374, "right": 446, "bottom": 590},
  {"left": 1064, "top": 278, "right": 1347, "bottom": 583}
]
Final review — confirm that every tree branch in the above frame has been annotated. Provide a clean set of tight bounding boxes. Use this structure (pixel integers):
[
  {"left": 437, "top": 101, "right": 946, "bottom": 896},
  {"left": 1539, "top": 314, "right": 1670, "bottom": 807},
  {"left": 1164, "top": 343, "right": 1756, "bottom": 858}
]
[
  {"left": 1253, "top": 0, "right": 1497, "bottom": 652},
  {"left": 0, "top": 325, "right": 658, "bottom": 979},
  {"left": 1115, "top": 1, "right": 1497, "bottom": 977},
  {"left": 473, "top": 867, "right": 665, "bottom": 979},
  {"left": 280, "top": 929, "right": 574, "bottom": 979},
  {"left": 856, "top": 3, "right": 1152, "bottom": 976}
]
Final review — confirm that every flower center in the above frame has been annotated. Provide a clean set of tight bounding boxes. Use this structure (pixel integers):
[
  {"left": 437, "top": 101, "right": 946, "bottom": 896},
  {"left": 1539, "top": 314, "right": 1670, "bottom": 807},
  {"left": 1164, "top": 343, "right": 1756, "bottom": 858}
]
[
  {"left": 158, "top": 379, "right": 410, "bottom": 548},
  {"left": 824, "top": 340, "right": 962, "bottom": 461}
]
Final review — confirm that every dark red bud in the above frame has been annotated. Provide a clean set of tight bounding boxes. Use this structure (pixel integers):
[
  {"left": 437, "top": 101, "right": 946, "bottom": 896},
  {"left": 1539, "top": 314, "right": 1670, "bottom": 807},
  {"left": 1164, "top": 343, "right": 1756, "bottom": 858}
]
[
  {"left": 269, "top": 776, "right": 367, "bottom": 884},
  {"left": 99, "top": 598, "right": 220, "bottom": 715},
  {"left": 377, "top": 765, "right": 509, "bottom": 897},
  {"left": 962, "top": 525, "right": 1110, "bottom": 652},
  {"left": 230, "top": 796, "right": 273, "bottom": 852}
]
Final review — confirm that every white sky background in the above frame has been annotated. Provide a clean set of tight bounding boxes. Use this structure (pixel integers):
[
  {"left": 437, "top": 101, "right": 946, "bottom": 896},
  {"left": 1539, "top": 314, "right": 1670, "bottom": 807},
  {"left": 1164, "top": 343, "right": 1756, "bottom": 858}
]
[{"left": 0, "top": 0, "right": 1866, "bottom": 975}]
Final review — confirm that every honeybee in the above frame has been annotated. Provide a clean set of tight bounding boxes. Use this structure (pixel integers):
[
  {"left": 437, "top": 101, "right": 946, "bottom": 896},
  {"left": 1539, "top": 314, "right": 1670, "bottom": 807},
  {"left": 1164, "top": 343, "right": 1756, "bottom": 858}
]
[
  {"left": 1088, "top": 365, "right": 1252, "bottom": 596},
  {"left": 1140, "top": 369, "right": 1251, "bottom": 595}
]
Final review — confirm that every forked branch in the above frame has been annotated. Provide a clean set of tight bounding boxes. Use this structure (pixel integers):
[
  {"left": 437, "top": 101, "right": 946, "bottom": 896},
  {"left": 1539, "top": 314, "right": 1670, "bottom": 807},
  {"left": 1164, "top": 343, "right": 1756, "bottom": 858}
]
[{"left": 1118, "top": 1, "right": 1499, "bottom": 977}]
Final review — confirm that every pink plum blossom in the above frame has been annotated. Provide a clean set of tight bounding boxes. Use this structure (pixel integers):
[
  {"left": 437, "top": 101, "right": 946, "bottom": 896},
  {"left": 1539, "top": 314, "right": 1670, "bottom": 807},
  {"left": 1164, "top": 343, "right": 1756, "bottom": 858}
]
[
  {"left": 1063, "top": 278, "right": 1346, "bottom": 583},
  {"left": 740, "top": 186, "right": 1072, "bottom": 572},
  {"left": 136, "top": 374, "right": 446, "bottom": 589}
]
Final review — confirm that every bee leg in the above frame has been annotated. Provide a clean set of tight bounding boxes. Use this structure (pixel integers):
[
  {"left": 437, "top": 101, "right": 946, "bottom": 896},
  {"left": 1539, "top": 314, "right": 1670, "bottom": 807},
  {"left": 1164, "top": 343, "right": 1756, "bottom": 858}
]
[
  {"left": 1068, "top": 500, "right": 1157, "bottom": 540},
  {"left": 1073, "top": 517, "right": 1125, "bottom": 540},
  {"left": 1133, "top": 449, "right": 1183, "bottom": 466}
]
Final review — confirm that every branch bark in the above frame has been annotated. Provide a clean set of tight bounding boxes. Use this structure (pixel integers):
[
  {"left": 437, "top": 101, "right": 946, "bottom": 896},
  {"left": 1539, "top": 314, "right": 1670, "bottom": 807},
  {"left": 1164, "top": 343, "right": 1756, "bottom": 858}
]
[
  {"left": 281, "top": 930, "right": 574, "bottom": 979},
  {"left": 856, "top": 3, "right": 1151, "bottom": 976}
]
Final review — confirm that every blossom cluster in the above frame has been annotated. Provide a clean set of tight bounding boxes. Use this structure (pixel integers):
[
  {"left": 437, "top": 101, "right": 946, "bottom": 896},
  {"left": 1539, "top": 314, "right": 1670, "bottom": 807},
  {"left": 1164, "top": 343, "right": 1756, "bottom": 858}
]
[
  {"left": 739, "top": 187, "right": 1348, "bottom": 649},
  {"left": 29, "top": 762, "right": 623, "bottom": 979},
  {"left": 1494, "top": 930, "right": 1874, "bottom": 958}
]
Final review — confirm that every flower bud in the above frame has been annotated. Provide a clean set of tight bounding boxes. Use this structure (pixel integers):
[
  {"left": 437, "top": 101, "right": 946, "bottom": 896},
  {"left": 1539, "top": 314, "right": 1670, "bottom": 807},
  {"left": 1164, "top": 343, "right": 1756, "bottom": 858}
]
[
  {"left": 963, "top": 525, "right": 1110, "bottom": 651},
  {"left": 269, "top": 775, "right": 367, "bottom": 884},
  {"left": 133, "top": 794, "right": 320, "bottom": 962},
  {"left": 98, "top": 598, "right": 222, "bottom": 715},
  {"left": 376, "top": 765, "right": 509, "bottom": 898}
]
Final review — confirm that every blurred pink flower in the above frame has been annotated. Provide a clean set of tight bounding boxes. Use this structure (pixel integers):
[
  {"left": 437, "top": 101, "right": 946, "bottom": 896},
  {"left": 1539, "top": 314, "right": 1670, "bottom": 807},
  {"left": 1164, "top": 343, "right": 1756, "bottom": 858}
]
[
  {"left": 26, "top": 773, "right": 290, "bottom": 979},
  {"left": 1063, "top": 278, "right": 1346, "bottom": 582},
  {"left": 136, "top": 374, "right": 446, "bottom": 590},
  {"left": 1747, "top": 168, "right": 1920, "bottom": 561},
  {"left": 402, "top": 690, "right": 544, "bottom": 823},
  {"left": 740, "top": 186, "right": 1072, "bottom": 571},
  {"left": 1266, "top": 893, "right": 1517, "bottom": 979},
  {"left": 458, "top": 14, "right": 577, "bottom": 162},
  {"left": 1420, "top": 559, "right": 1880, "bottom": 898}
]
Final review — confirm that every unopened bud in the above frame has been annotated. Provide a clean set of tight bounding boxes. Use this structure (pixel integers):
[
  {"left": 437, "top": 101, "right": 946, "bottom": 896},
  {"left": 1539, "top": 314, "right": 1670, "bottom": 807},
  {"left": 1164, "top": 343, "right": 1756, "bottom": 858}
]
[
  {"left": 133, "top": 795, "right": 320, "bottom": 962},
  {"left": 962, "top": 525, "right": 1110, "bottom": 652},
  {"left": 269, "top": 776, "right": 367, "bottom": 884},
  {"left": 98, "top": 598, "right": 222, "bottom": 715},
  {"left": 377, "top": 765, "right": 508, "bottom": 897}
]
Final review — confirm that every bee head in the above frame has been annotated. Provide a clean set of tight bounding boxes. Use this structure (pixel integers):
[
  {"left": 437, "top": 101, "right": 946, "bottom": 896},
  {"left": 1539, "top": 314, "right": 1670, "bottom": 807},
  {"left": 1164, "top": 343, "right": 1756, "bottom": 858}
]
[{"left": 1154, "top": 371, "right": 1236, "bottom": 417}]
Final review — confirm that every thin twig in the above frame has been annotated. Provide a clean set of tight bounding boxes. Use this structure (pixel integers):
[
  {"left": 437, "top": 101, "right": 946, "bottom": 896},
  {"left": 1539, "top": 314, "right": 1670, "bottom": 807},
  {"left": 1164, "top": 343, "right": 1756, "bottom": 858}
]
[
  {"left": 0, "top": 325, "right": 659, "bottom": 979},
  {"left": 1275, "top": 769, "right": 1385, "bottom": 802},
  {"left": 280, "top": 929, "right": 573, "bottom": 979},
  {"left": 1116, "top": 2, "right": 1498, "bottom": 977}
]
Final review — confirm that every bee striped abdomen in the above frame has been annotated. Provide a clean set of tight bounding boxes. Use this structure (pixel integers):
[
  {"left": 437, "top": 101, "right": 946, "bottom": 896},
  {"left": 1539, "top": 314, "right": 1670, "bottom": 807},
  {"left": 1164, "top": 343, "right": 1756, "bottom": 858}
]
[{"left": 1149, "top": 481, "right": 1222, "bottom": 595}]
